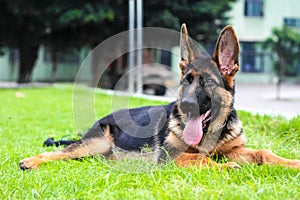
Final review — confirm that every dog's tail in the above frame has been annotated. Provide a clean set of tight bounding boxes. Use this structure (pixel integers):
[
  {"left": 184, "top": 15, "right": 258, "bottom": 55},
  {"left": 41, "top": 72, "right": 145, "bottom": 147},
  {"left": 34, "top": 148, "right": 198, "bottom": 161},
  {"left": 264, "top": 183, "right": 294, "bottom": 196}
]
[
  {"left": 43, "top": 122, "right": 106, "bottom": 147},
  {"left": 43, "top": 137, "right": 78, "bottom": 147}
]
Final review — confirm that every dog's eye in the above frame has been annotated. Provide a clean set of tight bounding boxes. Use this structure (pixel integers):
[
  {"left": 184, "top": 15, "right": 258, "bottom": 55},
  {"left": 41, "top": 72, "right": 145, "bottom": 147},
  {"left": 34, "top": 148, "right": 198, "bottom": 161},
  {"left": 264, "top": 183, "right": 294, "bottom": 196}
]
[
  {"left": 204, "top": 79, "right": 216, "bottom": 87},
  {"left": 182, "top": 79, "right": 189, "bottom": 85},
  {"left": 183, "top": 74, "right": 194, "bottom": 85}
]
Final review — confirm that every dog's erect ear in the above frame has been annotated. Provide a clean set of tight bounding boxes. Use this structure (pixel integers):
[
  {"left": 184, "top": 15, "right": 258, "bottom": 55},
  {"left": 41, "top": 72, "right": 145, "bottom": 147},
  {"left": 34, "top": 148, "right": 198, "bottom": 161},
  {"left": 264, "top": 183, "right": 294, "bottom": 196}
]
[
  {"left": 212, "top": 26, "right": 240, "bottom": 88},
  {"left": 180, "top": 23, "right": 201, "bottom": 75}
]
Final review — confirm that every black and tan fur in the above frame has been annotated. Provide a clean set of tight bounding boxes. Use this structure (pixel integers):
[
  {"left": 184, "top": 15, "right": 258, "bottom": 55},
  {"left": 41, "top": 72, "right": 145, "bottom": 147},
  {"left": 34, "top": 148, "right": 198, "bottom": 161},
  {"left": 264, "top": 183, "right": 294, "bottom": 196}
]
[{"left": 20, "top": 24, "right": 300, "bottom": 170}]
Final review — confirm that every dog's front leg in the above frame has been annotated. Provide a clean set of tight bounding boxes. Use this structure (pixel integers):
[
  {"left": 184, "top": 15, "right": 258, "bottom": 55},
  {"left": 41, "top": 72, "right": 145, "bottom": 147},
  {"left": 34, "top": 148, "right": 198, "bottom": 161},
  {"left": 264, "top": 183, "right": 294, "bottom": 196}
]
[
  {"left": 226, "top": 147, "right": 300, "bottom": 169},
  {"left": 175, "top": 153, "right": 240, "bottom": 169},
  {"left": 159, "top": 133, "right": 240, "bottom": 169}
]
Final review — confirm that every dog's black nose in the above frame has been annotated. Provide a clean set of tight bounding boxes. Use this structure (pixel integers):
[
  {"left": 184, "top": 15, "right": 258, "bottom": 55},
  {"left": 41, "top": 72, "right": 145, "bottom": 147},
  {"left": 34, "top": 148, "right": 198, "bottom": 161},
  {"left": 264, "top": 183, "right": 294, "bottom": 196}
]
[{"left": 181, "top": 97, "right": 198, "bottom": 113}]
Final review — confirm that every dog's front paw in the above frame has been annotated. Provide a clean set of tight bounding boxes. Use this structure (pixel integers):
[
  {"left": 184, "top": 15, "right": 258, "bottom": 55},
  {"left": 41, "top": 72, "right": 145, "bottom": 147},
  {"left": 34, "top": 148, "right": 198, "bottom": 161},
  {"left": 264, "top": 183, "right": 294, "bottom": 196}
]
[
  {"left": 287, "top": 159, "right": 300, "bottom": 169},
  {"left": 222, "top": 161, "right": 241, "bottom": 170},
  {"left": 20, "top": 157, "right": 40, "bottom": 170}
]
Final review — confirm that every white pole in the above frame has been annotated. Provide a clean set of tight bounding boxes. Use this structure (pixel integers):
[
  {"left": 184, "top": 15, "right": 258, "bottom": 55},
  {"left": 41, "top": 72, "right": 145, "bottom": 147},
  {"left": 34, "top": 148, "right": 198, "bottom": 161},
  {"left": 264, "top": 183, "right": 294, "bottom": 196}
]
[
  {"left": 136, "top": 0, "right": 143, "bottom": 94},
  {"left": 128, "top": 0, "right": 135, "bottom": 93}
]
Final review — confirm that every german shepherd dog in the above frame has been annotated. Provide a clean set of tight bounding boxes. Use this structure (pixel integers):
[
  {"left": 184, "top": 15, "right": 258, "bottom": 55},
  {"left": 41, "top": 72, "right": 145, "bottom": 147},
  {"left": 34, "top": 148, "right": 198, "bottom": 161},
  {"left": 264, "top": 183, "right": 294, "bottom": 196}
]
[{"left": 20, "top": 24, "right": 300, "bottom": 170}]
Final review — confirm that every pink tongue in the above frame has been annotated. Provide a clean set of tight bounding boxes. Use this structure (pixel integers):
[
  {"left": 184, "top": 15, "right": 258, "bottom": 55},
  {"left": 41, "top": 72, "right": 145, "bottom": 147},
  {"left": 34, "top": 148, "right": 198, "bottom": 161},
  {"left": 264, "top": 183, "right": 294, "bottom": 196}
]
[{"left": 183, "top": 114, "right": 204, "bottom": 146}]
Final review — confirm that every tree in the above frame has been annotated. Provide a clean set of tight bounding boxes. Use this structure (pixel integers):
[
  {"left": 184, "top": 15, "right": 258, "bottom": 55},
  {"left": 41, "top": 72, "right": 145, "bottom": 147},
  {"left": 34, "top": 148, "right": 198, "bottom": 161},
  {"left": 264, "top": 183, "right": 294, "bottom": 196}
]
[
  {"left": 43, "top": 1, "right": 127, "bottom": 83},
  {"left": 262, "top": 26, "right": 300, "bottom": 100},
  {"left": 0, "top": 0, "right": 51, "bottom": 83},
  {"left": 0, "top": 0, "right": 236, "bottom": 83},
  {"left": 144, "top": 0, "right": 237, "bottom": 47},
  {"left": 0, "top": 0, "right": 127, "bottom": 83}
]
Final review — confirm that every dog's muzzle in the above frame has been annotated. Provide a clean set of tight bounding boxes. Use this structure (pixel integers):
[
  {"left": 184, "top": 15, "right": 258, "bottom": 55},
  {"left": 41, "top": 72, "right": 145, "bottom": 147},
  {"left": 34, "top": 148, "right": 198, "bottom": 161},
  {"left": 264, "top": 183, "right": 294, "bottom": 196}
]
[{"left": 181, "top": 96, "right": 199, "bottom": 114}]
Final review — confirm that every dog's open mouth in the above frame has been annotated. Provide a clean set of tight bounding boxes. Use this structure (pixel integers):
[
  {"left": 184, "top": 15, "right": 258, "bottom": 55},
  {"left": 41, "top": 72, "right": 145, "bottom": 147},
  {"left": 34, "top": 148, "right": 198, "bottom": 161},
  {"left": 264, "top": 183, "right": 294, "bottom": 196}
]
[{"left": 183, "top": 109, "right": 212, "bottom": 146}]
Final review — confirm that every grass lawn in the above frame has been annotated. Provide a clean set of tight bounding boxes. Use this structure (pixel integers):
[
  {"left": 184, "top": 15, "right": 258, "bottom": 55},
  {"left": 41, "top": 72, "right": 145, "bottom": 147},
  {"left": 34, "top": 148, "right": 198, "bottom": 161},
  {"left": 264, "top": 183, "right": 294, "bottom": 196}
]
[{"left": 0, "top": 85, "right": 300, "bottom": 199}]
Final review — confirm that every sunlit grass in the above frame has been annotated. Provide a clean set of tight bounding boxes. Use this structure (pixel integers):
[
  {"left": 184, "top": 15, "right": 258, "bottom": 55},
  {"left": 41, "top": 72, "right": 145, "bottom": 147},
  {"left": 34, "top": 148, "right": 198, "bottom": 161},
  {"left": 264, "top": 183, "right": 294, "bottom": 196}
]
[{"left": 0, "top": 85, "right": 299, "bottom": 199}]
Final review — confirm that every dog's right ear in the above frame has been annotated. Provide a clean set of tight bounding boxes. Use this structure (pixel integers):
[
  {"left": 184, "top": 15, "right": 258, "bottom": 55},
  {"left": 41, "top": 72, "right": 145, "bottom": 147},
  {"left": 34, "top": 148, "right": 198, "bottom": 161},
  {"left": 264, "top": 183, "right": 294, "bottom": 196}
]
[{"left": 180, "top": 23, "right": 201, "bottom": 76}]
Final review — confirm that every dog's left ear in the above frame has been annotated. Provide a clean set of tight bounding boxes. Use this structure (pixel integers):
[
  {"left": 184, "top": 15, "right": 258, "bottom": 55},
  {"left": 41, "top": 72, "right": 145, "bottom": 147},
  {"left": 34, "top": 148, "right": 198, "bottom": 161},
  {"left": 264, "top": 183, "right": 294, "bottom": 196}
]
[
  {"left": 212, "top": 26, "right": 240, "bottom": 88},
  {"left": 180, "top": 23, "right": 201, "bottom": 76}
]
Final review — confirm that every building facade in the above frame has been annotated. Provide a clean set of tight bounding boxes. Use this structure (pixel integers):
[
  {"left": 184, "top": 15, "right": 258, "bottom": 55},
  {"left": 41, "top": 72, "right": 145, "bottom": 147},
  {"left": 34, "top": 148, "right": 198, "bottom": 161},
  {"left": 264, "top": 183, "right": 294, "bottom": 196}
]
[{"left": 228, "top": 0, "right": 300, "bottom": 83}]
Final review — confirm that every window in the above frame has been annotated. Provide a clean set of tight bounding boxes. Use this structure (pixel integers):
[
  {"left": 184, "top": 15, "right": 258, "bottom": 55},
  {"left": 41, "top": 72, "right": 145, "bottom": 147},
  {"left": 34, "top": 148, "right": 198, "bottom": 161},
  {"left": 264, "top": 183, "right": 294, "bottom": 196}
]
[
  {"left": 284, "top": 18, "right": 300, "bottom": 28},
  {"left": 244, "top": 0, "right": 264, "bottom": 17},
  {"left": 241, "top": 42, "right": 265, "bottom": 73}
]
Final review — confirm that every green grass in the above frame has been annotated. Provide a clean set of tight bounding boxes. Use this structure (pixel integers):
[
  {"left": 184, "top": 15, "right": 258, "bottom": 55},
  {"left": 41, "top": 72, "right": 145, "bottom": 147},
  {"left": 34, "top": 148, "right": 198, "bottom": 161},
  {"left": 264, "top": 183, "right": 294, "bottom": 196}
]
[{"left": 0, "top": 85, "right": 300, "bottom": 199}]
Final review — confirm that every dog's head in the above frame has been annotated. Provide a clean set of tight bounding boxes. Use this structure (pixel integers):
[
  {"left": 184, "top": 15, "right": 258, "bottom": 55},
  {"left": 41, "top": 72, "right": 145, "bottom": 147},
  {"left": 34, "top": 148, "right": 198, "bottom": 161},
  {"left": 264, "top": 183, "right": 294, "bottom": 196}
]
[{"left": 177, "top": 24, "right": 239, "bottom": 147}]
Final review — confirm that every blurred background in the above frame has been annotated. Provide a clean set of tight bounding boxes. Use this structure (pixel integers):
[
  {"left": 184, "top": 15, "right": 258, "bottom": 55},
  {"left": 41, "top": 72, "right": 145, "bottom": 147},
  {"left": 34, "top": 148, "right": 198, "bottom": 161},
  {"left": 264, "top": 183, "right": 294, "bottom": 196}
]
[{"left": 0, "top": 0, "right": 300, "bottom": 117}]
